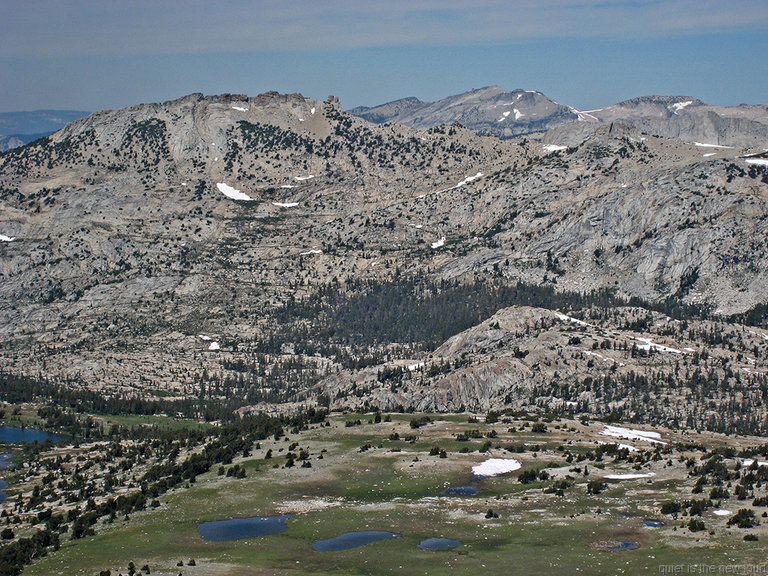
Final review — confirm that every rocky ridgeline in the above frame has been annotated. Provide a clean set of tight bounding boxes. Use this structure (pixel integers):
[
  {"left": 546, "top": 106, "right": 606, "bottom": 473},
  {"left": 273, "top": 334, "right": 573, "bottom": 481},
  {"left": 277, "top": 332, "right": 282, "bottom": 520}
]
[
  {"left": 352, "top": 87, "right": 768, "bottom": 147},
  {"left": 350, "top": 86, "right": 579, "bottom": 139},
  {"left": 313, "top": 305, "right": 768, "bottom": 432},
  {"left": 0, "top": 91, "right": 767, "bottom": 417}
]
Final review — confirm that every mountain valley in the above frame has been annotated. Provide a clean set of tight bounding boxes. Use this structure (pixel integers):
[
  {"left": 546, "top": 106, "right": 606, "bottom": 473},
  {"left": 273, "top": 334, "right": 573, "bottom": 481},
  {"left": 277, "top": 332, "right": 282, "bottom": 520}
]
[
  {"left": 0, "top": 87, "right": 767, "bottom": 576},
  {"left": 0, "top": 90, "right": 767, "bottom": 427}
]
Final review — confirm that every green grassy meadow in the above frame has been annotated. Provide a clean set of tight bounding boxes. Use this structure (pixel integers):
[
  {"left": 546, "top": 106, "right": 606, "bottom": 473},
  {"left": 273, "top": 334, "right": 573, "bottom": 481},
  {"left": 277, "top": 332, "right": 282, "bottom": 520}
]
[{"left": 21, "top": 414, "right": 768, "bottom": 576}]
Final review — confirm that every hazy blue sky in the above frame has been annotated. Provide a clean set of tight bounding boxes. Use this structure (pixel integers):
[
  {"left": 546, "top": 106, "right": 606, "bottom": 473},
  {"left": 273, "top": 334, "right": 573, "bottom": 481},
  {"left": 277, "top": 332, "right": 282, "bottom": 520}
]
[{"left": 1, "top": 0, "right": 766, "bottom": 113}]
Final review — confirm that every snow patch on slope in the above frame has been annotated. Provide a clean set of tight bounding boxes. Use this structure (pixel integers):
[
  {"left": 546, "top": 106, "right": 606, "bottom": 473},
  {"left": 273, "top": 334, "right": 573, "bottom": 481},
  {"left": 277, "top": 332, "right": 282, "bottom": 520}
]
[
  {"left": 436, "top": 172, "right": 484, "bottom": 194},
  {"left": 670, "top": 101, "right": 693, "bottom": 114},
  {"left": 569, "top": 106, "right": 598, "bottom": 122},
  {"left": 472, "top": 458, "right": 522, "bottom": 477},
  {"left": 452, "top": 172, "right": 483, "bottom": 189},
  {"left": 694, "top": 142, "right": 733, "bottom": 149},
  {"left": 601, "top": 425, "right": 666, "bottom": 445},
  {"left": 604, "top": 472, "right": 655, "bottom": 480},
  {"left": 742, "top": 459, "right": 768, "bottom": 468},
  {"left": 634, "top": 337, "right": 682, "bottom": 355},
  {"left": 217, "top": 182, "right": 253, "bottom": 201},
  {"left": 555, "top": 312, "right": 591, "bottom": 327}
]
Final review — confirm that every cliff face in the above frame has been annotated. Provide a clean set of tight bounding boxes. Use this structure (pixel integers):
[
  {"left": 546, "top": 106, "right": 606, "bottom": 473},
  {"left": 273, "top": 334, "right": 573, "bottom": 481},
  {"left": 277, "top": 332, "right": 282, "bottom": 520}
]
[{"left": 1, "top": 91, "right": 767, "bottom": 415}]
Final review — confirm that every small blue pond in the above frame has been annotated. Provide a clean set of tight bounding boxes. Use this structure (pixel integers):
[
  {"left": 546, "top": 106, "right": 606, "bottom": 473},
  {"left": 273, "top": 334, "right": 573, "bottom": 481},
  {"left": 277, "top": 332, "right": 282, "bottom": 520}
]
[
  {"left": 610, "top": 541, "right": 640, "bottom": 551},
  {"left": 441, "top": 486, "right": 478, "bottom": 496},
  {"left": 198, "top": 515, "right": 291, "bottom": 542},
  {"left": 0, "top": 432, "right": 64, "bottom": 505},
  {"left": 312, "top": 531, "right": 401, "bottom": 552},
  {"left": 0, "top": 453, "right": 14, "bottom": 503},
  {"left": 0, "top": 426, "right": 68, "bottom": 444},
  {"left": 418, "top": 537, "right": 463, "bottom": 551},
  {"left": 643, "top": 520, "right": 664, "bottom": 528}
]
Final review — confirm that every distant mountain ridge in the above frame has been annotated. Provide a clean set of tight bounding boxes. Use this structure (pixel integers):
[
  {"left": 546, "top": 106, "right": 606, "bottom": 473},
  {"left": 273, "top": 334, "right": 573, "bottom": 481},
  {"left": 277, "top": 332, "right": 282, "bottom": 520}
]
[
  {"left": 349, "top": 87, "right": 768, "bottom": 147},
  {"left": 0, "top": 109, "right": 89, "bottom": 151},
  {"left": 348, "top": 96, "right": 427, "bottom": 124},
  {"left": 350, "top": 86, "right": 579, "bottom": 139}
]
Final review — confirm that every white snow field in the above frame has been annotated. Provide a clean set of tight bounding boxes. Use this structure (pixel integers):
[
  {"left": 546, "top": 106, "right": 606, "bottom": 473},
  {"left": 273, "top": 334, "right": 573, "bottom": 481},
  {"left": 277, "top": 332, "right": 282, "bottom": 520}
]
[
  {"left": 431, "top": 237, "right": 446, "bottom": 249},
  {"left": 472, "top": 458, "right": 522, "bottom": 477},
  {"left": 216, "top": 183, "right": 253, "bottom": 201},
  {"left": 555, "top": 312, "right": 591, "bottom": 327},
  {"left": 601, "top": 425, "right": 666, "bottom": 445},
  {"left": 694, "top": 142, "right": 732, "bottom": 149},
  {"left": 604, "top": 472, "right": 655, "bottom": 480}
]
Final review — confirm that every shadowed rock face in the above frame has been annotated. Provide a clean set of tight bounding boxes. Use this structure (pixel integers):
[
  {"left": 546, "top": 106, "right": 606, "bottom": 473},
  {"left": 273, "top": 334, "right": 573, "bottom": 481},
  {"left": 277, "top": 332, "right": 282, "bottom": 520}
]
[
  {"left": 348, "top": 97, "right": 427, "bottom": 124},
  {"left": 0, "top": 91, "right": 767, "bottom": 415}
]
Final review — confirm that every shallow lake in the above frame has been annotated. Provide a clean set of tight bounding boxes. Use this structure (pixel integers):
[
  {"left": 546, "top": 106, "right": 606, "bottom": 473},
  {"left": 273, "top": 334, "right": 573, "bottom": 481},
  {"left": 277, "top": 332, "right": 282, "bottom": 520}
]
[
  {"left": 312, "top": 531, "right": 401, "bottom": 552},
  {"left": 418, "top": 537, "right": 463, "bottom": 551},
  {"left": 0, "top": 426, "right": 68, "bottom": 444},
  {"left": 642, "top": 520, "right": 664, "bottom": 528},
  {"left": 0, "top": 454, "right": 12, "bottom": 469},
  {"left": 197, "top": 515, "right": 291, "bottom": 542},
  {"left": 610, "top": 541, "right": 640, "bottom": 551},
  {"left": 0, "top": 453, "right": 14, "bottom": 503},
  {"left": 441, "top": 486, "right": 478, "bottom": 496}
]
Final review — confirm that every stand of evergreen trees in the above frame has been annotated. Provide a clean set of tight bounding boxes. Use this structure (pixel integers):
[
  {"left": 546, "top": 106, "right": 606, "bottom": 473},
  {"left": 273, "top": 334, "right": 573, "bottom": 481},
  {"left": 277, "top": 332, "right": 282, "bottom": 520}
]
[
  {"left": 265, "top": 276, "right": 751, "bottom": 356},
  {"left": 0, "top": 372, "right": 328, "bottom": 576}
]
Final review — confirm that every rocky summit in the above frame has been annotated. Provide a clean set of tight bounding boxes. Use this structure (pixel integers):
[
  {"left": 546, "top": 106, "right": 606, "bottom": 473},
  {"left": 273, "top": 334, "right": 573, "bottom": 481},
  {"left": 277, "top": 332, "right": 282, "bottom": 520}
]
[
  {"left": 349, "top": 86, "right": 578, "bottom": 139},
  {"left": 1, "top": 90, "right": 767, "bottom": 426}
]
